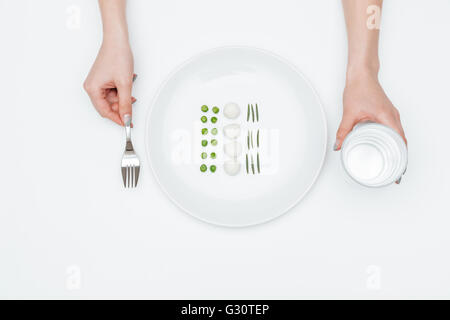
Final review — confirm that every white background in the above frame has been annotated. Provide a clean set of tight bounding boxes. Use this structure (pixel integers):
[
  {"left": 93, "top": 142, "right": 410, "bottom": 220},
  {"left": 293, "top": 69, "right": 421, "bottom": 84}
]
[{"left": 1, "top": 0, "right": 449, "bottom": 299}]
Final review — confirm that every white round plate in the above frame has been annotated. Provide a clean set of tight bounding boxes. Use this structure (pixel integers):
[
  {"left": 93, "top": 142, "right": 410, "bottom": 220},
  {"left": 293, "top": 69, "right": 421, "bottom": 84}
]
[{"left": 146, "top": 47, "right": 327, "bottom": 227}]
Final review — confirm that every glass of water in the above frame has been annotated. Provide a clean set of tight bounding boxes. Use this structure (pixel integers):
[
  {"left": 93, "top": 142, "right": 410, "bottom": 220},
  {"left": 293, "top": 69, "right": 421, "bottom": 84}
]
[{"left": 341, "top": 122, "right": 408, "bottom": 187}]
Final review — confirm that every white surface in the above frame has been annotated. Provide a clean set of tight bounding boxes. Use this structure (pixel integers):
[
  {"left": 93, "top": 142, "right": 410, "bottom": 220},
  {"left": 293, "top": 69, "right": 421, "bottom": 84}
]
[
  {"left": 1, "top": 0, "right": 450, "bottom": 299},
  {"left": 147, "top": 47, "right": 326, "bottom": 227}
]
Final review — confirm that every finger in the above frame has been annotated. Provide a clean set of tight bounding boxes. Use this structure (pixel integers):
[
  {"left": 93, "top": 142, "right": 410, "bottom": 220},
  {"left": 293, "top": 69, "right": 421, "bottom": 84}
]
[
  {"left": 394, "top": 117, "right": 407, "bottom": 145},
  {"left": 117, "top": 79, "right": 133, "bottom": 123},
  {"left": 128, "top": 97, "right": 136, "bottom": 127},
  {"left": 109, "top": 90, "right": 135, "bottom": 102},
  {"left": 111, "top": 102, "right": 119, "bottom": 113},
  {"left": 335, "top": 114, "right": 357, "bottom": 150},
  {"left": 89, "top": 89, "right": 122, "bottom": 126},
  {"left": 106, "top": 88, "right": 118, "bottom": 104},
  {"left": 112, "top": 97, "right": 135, "bottom": 113},
  {"left": 100, "top": 108, "right": 123, "bottom": 126},
  {"left": 397, "top": 125, "right": 407, "bottom": 146},
  {"left": 377, "top": 116, "right": 407, "bottom": 146}
]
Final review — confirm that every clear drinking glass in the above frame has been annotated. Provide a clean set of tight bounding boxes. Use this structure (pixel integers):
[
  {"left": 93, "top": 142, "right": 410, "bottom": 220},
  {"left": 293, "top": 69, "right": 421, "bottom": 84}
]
[{"left": 341, "top": 122, "right": 408, "bottom": 187}]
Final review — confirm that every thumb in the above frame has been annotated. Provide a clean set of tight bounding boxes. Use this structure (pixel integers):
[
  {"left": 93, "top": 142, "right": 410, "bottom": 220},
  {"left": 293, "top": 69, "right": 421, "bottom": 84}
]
[
  {"left": 117, "top": 80, "right": 133, "bottom": 124},
  {"left": 335, "top": 115, "right": 356, "bottom": 151}
]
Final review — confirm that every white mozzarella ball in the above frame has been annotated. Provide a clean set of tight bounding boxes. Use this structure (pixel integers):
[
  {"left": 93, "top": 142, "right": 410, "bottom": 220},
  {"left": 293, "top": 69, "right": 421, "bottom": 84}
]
[
  {"left": 223, "top": 102, "right": 240, "bottom": 119},
  {"left": 223, "top": 141, "right": 242, "bottom": 158},
  {"left": 223, "top": 124, "right": 241, "bottom": 139},
  {"left": 224, "top": 160, "right": 241, "bottom": 176}
]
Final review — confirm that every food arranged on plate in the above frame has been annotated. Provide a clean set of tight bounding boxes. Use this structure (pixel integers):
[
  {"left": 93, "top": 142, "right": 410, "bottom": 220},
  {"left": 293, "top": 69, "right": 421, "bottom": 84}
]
[
  {"left": 246, "top": 104, "right": 261, "bottom": 174},
  {"left": 224, "top": 159, "right": 241, "bottom": 176},
  {"left": 199, "top": 104, "right": 219, "bottom": 173},
  {"left": 221, "top": 102, "right": 242, "bottom": 176},
  {"left": 198, "top": 102, "right": 262, "bottom": 176},
  {"left": 223, "top": 102, "right": 240, "bottom": 119},
  {"left": 247, "top": 103, "right": 259, "bottom": 122},
  {"left": 223, "top": 124, "right": 241, "bottom": 139}
]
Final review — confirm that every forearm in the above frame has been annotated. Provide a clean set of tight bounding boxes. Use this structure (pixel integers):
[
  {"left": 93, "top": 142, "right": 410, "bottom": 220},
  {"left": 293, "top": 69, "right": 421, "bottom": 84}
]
[
  {"left": 98, "top": 0, "right": 129, "bottom": 44},
  {"left": 342, "top": 0, "right": 382, "bottom": 81}
]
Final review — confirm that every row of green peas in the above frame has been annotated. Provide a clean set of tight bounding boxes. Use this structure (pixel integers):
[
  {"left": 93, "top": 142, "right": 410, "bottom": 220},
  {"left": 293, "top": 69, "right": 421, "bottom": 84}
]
[{"left": 200, "top": 105, "right": 219, "bottom": 173}]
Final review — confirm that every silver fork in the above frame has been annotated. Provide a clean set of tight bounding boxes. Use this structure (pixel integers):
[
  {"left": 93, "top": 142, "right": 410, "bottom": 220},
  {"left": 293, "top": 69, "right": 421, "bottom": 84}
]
[{"left": 121, "top": 114, "right": 140, "bottom": 188}]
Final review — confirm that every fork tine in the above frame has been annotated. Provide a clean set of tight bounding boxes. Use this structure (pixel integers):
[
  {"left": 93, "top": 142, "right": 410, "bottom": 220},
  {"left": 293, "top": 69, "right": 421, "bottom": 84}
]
[
  {"left": 131, "top": 166, "right": 135, "bottom": 188},
  {"left": 134, "top": 166, "right": 140, "bottom": 187},
  {"left": 121, "top": 166, "right": 127, "bottom": 187},
  {"left": 126, "top": 166, "right": 130, "bottom": 188},
  {"left": 129, "top": 166, "right": 132, "bottom": 188},
  {"left": 128, "top": 166, "right": 133, "bottom": 188}
]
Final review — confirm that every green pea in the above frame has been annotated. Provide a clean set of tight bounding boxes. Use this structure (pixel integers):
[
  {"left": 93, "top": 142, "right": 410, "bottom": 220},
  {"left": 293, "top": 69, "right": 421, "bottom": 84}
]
[
  {"left": 211, "top": 128, "right": 218, "bottom": 135},
  {"left": 210, "top": 165, "right": 217, "bottom": 173},
  {"left": 200, "top": 164, "right": 207, "bottom": 172},
  {"left": 210, "top": 152, "right": 216, "bottom": 159},
  {"left": 211, "top": 139, "right": 218, "bottom": 146},
  {"left": 201, "top": 140, "right": 208, "bottom": 147},
  {"left": 201, "top": 105, "right": 208, "bottom": 112},
  {"left": 201, "top": 152, "right": 207, "bottom": 159},
  {"left": 201, "top": 128, "right": 208, "bottom": 135},
  {"left": 201, "top": 116, "right": 207, "bottom": 123},
  {"left": 212, "top": 106, "right": 219, "bottom": 114},
  {"left": 211, "top": 117, "right": 218, "bottom": 123}
]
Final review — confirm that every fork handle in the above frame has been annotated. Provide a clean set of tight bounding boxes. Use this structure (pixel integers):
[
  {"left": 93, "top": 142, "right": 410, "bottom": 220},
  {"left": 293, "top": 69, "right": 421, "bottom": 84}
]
[{"left": 124, "top": 114, "right": 133, "bottom": 150}]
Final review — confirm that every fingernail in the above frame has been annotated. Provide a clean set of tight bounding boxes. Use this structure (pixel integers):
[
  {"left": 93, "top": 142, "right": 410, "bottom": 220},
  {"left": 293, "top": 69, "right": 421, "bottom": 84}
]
[
  {"left": 132, "top": 98, "right": 137, "bottom": 104},
  {"left": 333, "top": 141, "right": 339, "bottom": 151},
  {"left": 133, "top": 74, "right": 138, "bottom": 82},
  {"left": 123, "top": 114, "right": 132, "bottom": 126}
]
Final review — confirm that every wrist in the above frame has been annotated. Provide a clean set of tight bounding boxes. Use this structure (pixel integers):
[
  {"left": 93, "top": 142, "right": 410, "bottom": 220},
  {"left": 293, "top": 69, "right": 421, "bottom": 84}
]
[
  {"left": 102, "top": 29, "right": 130, "bottom": 50},
  {"left": 346, "top": 62, "right": 379, "bottom": 85},
  {"left": 102, "top": 36, "right": 130, "bottom": 51}
]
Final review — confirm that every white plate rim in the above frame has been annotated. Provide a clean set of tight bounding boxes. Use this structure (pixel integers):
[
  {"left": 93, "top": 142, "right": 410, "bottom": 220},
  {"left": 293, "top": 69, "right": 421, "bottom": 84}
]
[{"left": 145, "top": 46, "right": 328, "bottom": 227}]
